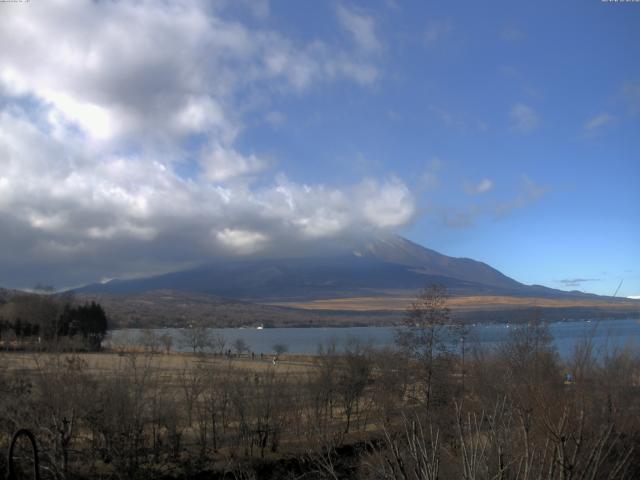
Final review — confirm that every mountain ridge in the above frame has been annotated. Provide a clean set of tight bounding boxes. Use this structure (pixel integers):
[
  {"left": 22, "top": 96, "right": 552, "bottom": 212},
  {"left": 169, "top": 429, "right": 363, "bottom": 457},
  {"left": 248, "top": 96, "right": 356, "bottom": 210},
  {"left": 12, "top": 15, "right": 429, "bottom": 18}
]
[
  {"left": 74, "top": 235, "right": 612, "bottom": 302},
  {"left": 353, "top": 236, "right": 521, "bottom": 289},
  {"left": 2, "top": 236, "right": 638, "bottom": 328}
]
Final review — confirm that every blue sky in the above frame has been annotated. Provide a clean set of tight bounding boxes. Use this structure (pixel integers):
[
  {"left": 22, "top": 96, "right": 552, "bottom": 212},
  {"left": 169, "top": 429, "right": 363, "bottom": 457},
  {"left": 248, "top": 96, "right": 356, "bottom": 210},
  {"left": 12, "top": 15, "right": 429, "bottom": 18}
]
[{"left": 0, "top": 0, "right": 638, "bottom": 296}]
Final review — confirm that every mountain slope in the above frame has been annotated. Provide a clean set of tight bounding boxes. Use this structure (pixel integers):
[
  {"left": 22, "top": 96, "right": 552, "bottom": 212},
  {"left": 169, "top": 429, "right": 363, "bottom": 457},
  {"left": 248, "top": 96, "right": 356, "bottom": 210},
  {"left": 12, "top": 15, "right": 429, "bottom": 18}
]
[
  {"left": 0, "top": 287, "right": 14, "bottom": 304},
  {"left": 75, "top": 235, "right": 598, "bottom": 301},
  {"left": 354, "top": 236, "right": 521, "bottom": 290}
]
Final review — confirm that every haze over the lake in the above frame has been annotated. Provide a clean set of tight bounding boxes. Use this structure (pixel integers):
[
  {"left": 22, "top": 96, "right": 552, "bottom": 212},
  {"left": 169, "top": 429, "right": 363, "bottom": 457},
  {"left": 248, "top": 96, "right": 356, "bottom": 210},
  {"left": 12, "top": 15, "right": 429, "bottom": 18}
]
[{"left": 0, "top": 0, "right": 638, "bottom": 297}]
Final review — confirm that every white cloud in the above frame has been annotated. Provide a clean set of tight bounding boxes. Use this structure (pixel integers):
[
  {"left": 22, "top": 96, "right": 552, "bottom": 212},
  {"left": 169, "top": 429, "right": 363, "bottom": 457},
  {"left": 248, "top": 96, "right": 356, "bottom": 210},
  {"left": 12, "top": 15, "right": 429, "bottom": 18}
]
[
  {"left": 628, "top": 295, "right": 640, "bottom": 300},
  {"left": 421, "top": 172, "right": 440, "bottom": 190},
  {"left": 435, "top": 175, "right": 546, "bottom": 228},
  {"left": 336, "top": 5, "right": 381, "bottom": 53},
  {"left": 215, "top": 228, "right": 269, "bottom": 254},
  {"left": 358, "top": 178, "right": 415, "bottom": 229},
  {"left": 584, "top": 113, "right": 615, "bottom": 133},
  {"left": 0, "top": 1, "right": 402, "bottom": 287},
  {"left": 0, "top": 0, "right": 379, "bottom": 147},
  {"left": 465, "top": 178, "right": 494, "bottom": 195},
  {"left": 419, "top": 157, "right": 444, "bottom": 191},
  {"left": 265, "top": 111, "right": 286, "bottom": 127},
  {"left": 424, "top": 19, "right": 452, "bottom": 45},
  {"left": 0, "top": 110, "right": 416, "bottom": 286},
  {"left": 201, "top": 145, "right": 268, "bottom": 182},
  {"left": 509, "top": 103, "right": 540, "bottom": 133},
  {"left": 176, "top": 96, "right": 229, "bottom": 136},
  {"left": 493, "top": 176, "right": 549, "bottom": 218}
]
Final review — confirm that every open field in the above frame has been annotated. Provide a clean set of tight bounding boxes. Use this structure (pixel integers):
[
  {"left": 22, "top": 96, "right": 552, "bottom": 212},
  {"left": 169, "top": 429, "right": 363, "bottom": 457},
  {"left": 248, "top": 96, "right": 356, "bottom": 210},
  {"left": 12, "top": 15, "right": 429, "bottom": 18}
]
[
  {"left": 0, "top": 350, "right": 317, "bottom": 376},
  {"left": 0, "top": 346, "right": 410, "bottom": 478},
  {"left": 2, "top": 327, "right": 640, "bottom": 479}
]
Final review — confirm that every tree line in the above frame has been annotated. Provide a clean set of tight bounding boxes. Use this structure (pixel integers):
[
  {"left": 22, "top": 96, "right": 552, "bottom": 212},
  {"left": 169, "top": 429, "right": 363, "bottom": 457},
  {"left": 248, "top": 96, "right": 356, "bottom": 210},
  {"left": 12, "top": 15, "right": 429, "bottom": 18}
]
[{"left": 0, "top": 293, "right": 108, "bottom": 350}]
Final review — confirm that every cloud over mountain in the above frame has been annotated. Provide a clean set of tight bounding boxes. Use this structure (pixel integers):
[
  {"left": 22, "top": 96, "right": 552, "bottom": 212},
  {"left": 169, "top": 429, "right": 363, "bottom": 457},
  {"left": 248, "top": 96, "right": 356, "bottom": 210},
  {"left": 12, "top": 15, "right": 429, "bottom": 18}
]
[{"left": 0, "top": 0, "right": 413, "bottom": 288}]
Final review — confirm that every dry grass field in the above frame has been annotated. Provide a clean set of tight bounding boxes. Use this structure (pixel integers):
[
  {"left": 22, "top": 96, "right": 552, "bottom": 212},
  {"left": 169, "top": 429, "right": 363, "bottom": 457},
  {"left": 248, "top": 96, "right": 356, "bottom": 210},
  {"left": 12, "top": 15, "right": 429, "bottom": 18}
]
[
  {"left": 2, "top": 331, "right": 640, "bottom": 479},
  {"left": 269, "top": 294, "right": 640, "bottom": 312},
  {"left": 0, "top": 350, "right": 317, "bottom": 376}
]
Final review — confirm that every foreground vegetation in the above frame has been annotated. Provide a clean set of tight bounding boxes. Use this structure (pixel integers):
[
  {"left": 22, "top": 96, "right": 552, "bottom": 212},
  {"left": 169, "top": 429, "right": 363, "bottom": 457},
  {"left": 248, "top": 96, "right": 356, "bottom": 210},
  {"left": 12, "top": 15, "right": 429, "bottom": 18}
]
[
  {"left": 1, "top": 330, "right": 639, "bottom": 478},
  {"left": 1, "top": 287, "right": 639, "bottom": 479}
]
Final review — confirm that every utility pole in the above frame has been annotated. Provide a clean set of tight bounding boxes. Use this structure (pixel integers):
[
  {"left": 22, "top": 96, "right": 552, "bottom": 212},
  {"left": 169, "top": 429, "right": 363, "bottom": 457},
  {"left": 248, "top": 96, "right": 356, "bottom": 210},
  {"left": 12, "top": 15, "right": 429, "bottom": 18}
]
[
  {"left": 613, "top": 279, "right": 623, "bottom": 298},
  {"left": 461, "top": 335, "right": 465, "bottom": 396}
]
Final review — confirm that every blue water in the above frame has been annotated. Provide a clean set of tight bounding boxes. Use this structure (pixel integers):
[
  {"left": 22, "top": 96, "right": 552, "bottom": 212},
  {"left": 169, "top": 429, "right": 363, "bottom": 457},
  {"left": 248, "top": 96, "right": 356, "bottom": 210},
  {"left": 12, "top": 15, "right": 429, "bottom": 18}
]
[{"left": 107, "top": 318, "right": 640, "bottom": 359}]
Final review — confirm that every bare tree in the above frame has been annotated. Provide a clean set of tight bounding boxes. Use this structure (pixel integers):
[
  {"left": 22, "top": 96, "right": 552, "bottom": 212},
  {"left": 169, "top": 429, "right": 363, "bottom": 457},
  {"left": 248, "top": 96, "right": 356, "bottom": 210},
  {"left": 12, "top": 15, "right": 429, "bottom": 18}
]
[
  {"left": 337, "top": 340, "right": 371, "bottom": 433},
  {"left": 139, "top": 328, "right": 160, "bottom": 353},
  {"left": 309, "top": 341, "right": 339, "bottom": 436},
  {"left": 367, "top": 414, "right": 441, "bottom": 480},
  {"left": 395, "top": 284, "right": 458, "bottom": 409},
  {"left": 233, "top": 338, "right": 249, "bottom": 356},
  {"left": 85, "top": 354, "right": 155, "bottom": 478},
  {"left": 212, "top": 332, "right": 226, "bottom": 355},
  {"left": 179, "top": 367, "right": 203, "bottom": 427},
  {"left": 159, "top": 333, "right": 173, "bottom": 354},
  {"left": 371, "top": 348, "right": 411, "bottom": 426},
  {"left": 180, "top": 325, "right": 212, "bottom": 354},
  {"left": 28, "top": 354, "right": 94, "bottom": 478}
]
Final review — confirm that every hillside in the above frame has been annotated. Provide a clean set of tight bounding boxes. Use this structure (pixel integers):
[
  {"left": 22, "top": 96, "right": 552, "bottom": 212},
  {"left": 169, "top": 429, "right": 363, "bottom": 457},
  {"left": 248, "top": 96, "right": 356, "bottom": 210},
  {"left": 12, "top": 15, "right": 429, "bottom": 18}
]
[
  {"left": 76, "top": 235, "right": 603, "bottom": 301},
  {"left": 75, "top": 289, "right": 638, "bottom": 329},
  {"left": 74, "top": 290, "right": 402, "bottom": 329},
  {"left": 0, "top": 287, "right": 17, "bottom": 304},
  {"left": 64, "top": 235, "right": 640, "bottom": 327}
]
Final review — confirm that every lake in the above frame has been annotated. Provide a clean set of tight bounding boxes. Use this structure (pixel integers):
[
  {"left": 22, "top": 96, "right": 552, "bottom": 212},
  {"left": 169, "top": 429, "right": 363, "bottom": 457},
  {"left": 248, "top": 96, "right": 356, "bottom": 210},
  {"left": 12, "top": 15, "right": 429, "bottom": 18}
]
[{"left": 106, "top": 318, "right": 640, "bottom": 359}]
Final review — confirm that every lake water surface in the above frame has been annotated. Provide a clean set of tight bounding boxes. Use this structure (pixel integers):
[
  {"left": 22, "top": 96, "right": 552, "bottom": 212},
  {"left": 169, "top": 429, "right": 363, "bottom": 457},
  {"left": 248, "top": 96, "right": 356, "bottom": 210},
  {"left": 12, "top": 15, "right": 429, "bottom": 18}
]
[{"left": 107, "top": 318, "right": 640, "bottom": 359}]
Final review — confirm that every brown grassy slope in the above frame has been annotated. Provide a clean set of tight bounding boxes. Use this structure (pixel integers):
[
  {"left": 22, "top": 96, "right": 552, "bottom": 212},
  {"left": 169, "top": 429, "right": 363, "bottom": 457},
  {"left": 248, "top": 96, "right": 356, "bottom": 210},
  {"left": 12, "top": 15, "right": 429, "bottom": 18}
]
[
  {"left": 268, "top": 295, "right": 640, "bottom": 325},
  {"left": 0, "top": 350, "right": 315, "bottom": 376},
  {"left": 269, "top": 295, "right": 640, "bottom": 312}
]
